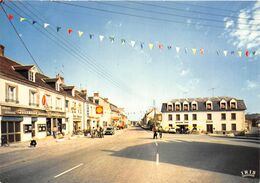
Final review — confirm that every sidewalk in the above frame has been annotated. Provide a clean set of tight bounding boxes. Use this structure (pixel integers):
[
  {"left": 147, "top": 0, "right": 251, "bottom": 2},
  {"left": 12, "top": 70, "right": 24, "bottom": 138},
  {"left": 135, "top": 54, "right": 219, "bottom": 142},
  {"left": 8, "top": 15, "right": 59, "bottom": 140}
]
[{"left": 208, "top": 133, "right": 260, "bottom": 141}]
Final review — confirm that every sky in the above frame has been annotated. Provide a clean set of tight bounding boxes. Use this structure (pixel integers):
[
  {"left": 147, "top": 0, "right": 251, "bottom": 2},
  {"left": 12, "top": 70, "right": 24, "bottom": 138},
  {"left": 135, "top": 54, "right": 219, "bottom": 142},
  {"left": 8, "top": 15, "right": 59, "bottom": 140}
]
[{"left": 0, "top": 1, "right": 259, "bottom": 120}]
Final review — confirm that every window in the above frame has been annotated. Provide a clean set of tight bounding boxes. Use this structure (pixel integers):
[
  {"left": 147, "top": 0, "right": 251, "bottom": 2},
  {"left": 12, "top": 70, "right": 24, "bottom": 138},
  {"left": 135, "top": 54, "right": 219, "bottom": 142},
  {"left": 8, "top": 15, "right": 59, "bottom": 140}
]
[
  {"left": 221, "top": 124, "right": 226, "bottom": 131},
  {"left": 167, "top": 105, "right": 173, "bottom": 111},
  {"left": 95, "top": 99, "right": 99, "bottom": 105},
  {"left": 207, "top": 113, "right": 212, "bottom": 120},
  {"left": 231, "top": 102, "right": 236, "bottom": 109},
  {"left": 28, "top": 71, "right": 35, "bottom": 82},
  {"left": 1, "top": 122, "right": 21, "bottom": 143},
  {"left": 231, "top": 113, "right": 236, "bottom": 120},
  {"left": 169, "top": 124, "right": 173, "bottom": 127},
  {"left": 183, "top": 104, "right": 189, "bottom": 111},
  {"left": 175, "top": 104, "right": 180, "bottom": 111},
  {"left": 231, "top": 124, "right": 236, "bottom": 131},
  {"left": 192, "top": 114, "right": 197, "bottom": 120},
  {"left": 168, "top": 114, "right": 173, "bottom": 121},
  {"left": 72, "top": 102, "right": 76, "bottom": 113},
  {"left": 55, "top": 82, "right": 60, "bottom": 91},
  {"left": 6, "top": 84, "right": 18, "bottom": 103},
  {"left": 24, "top": 124, "right": 32, "bottom": 133},
  {"left": 78, "top": 103, "right": 82, "bottom": 113},
  {"left": 65, "top": 100, "right": 69, "bottom": 111},
  {"left": 38, "top": 124, "right": 46, "bottom": 132},
  {"left": 221, "top": 113, "right": 226, "bottom": 120},
  {"left": 62, "top": 124, "right": 66, "bottom": 130},
  {"left": 29, "top": 90, "right": 38, "bottom": 106},
  {"left": 56, "top": 97, "right": 62, "bottom": 110},
  {"left": 184, "top": 114, "right": 188, "bottom": 120},
  {"left": 192, "top": 104, "right": 197, "bottom": 110},
  {"left": 46, "top": 95, "right": 52, "bottom": 108},
  {"left": 176, "top": 114, "right": 180, "bottom": 121},
  {"left": 220, "top": 103, "right": 226, "bottom": 109},
  {"left": 206, "top": 103, "right": 212, "bottom": 110},
  {"left": 192, "top": 124, "right": 197, "bottom": 130}
]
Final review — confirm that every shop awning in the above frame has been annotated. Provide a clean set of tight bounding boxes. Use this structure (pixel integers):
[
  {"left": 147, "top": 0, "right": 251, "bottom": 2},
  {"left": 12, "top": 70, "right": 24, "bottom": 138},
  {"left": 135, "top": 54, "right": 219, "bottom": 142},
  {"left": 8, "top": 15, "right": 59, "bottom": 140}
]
[{"left": 2, "top": 116, "right": 23, "bottom": 122}]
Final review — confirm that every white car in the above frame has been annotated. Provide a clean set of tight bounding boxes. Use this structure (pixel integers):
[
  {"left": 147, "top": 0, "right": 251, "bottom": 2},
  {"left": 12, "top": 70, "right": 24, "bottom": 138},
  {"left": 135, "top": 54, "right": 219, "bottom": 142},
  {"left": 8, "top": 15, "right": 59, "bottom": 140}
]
[{"left": 168, "top": 128, "right": 176, "bottom": 133}]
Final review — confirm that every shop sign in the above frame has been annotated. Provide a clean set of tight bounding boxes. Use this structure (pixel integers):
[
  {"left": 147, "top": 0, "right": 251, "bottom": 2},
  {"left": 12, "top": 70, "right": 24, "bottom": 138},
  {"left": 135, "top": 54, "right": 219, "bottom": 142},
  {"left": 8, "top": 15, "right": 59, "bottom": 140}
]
[{"left": 96, "top": 106, "right": 103, "bottom": 114}]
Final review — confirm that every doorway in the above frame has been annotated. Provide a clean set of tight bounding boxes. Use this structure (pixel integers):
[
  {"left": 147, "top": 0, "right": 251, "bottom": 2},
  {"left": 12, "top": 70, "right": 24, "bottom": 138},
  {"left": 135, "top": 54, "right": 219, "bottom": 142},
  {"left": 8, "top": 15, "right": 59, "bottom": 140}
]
[{"left": 206, "top": 124, "right": 213, "bottom": 133}]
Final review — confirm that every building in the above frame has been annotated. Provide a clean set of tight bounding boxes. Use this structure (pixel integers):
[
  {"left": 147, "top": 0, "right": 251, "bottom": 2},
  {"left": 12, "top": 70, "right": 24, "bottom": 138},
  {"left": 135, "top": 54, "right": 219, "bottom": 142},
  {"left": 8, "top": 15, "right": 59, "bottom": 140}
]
[
  {"left": 141, "top": 108, "right": 162, "bottom": 129},
  {"left": 245, "top": 113, "right": 260, "bottom": 136},
  {"left": 161, "top": 97, "right": 246, "bottom": 134},
  {"left": 86, "top": 97, "right": 101, "bottom": 130}
]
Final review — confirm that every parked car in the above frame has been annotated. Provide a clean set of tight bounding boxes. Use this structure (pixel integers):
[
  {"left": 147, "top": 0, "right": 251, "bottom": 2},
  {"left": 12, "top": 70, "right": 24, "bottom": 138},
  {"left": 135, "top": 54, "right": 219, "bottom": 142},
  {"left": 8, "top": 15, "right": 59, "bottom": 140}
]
[
  {"left": 168, "top": 127, "right": 176, "bottom": 133},
  {"left": 104, "top": 127, "right": 115, "bottom": 135}
]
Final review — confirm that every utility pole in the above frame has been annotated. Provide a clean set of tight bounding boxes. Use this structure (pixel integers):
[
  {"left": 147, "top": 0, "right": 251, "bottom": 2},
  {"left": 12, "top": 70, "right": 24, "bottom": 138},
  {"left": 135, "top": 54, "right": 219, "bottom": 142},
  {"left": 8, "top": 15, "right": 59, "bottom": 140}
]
[
  {"left": 153, "top": 99, "right": 156, "bottom": 127},
  {"left": 209, "top": 88, "right": 215, "bottom": 97}
]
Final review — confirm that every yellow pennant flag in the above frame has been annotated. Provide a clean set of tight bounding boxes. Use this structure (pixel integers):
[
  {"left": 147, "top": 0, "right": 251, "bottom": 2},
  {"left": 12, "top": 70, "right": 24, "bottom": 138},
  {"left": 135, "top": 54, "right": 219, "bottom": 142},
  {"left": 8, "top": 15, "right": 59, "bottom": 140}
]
[
  {"left": 192, "top": 48, "right": 197, "bottom": 55},
  {"left": 148, "top": 43, "right": 154, "bottom": 50},
  {"left": 238, "top": 51, "right": 242, "bottom": 57},
  {"left": 20, "top": 17, "right": 26, "bottom": 22},
  {"left": 78, "top": 31, "right": 84, "bottom": 37}
]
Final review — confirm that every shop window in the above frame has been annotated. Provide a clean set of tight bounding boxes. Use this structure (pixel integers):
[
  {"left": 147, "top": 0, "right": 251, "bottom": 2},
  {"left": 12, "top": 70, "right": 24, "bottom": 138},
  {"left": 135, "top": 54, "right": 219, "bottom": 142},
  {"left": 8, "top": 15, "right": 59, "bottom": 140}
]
[
  {"left": 62, "top": 124, "right": 66, "bottom": 130},
  {"left": 192, "top": 124, "right": 197, "bottom": 130},
  {"left": 24, "top": 124, "right": 32, "bottom": 133},
  {"left": 221, "top": 113, "right": 226, "bottom": 120},
  {"left": 169, "top": 124, "right": 173, "bottom": 127},
  {"left": 192, "top": 114, "right": 197, "bottom": 120},
  {"left": 1, "top": 121, "right": 21, "bottom": 143},
  {"left": 207, "top": 113, "right": 212, "bottom": 120},
  {"left": 38, "top": 124, "right": 46, "bottom": 132},
  {"left": 231, "top": 113, "right": 236, "bottom": 120},
  {"left": 221, "top": 124, "right": 226, "bottom": 131},
  {"left": 231, "top": 124, "right": 236, "bottom": 130},
  {"left": 184, "top": 114, "right": 188, "bottom": 120},
  {"left": 168, "top": 114, "right": 173, "bottom": 121},
  {"left": 176, "top": 114, "right": 180, "bottom": 121}
]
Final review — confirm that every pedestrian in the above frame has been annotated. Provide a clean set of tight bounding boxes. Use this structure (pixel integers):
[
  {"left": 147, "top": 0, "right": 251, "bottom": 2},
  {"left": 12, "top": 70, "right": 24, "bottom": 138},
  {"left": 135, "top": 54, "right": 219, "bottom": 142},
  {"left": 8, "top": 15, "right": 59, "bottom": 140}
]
[
  {"left": 91, "top": 127, "right": 95, "bottom": 138},
  {"left": 159, "top": 126, "right": 163, "bottom": 139},
  {"left": 152, "top": 126, "right": 158, "bottom": 139},
  {"left": 53, "top": 126, "right": 57, "bottom": 139},
  {"left": 30, "top": 139, "right": 37, "bottom": 147}
]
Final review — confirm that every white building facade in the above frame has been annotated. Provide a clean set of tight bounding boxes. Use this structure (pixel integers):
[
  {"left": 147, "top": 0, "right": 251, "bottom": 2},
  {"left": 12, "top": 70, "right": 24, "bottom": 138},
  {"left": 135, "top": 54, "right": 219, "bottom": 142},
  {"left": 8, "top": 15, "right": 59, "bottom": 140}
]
[{"left": 161, "top": 97, "right": 246, "bottom": 134}]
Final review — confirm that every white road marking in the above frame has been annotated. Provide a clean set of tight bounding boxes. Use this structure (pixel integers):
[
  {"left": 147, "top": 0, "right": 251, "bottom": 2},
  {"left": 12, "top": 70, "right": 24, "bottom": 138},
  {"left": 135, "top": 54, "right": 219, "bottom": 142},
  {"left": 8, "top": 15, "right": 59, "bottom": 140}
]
[
  {"left": 156, "top": 153, "right": 159, "bottom": 165},
  {"left": 54, "top": 163, "right": 83, "bottom": 178},
  {"left": 155, "top": 142, "right": 158, "bottom": 146}
]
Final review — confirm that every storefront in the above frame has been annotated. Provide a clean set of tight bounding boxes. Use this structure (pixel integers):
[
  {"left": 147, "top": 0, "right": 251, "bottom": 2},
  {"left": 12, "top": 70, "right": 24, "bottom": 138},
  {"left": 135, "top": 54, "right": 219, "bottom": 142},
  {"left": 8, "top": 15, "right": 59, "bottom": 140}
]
[{"left": 0, "top": 106, "right": 65, "bottom": 143}]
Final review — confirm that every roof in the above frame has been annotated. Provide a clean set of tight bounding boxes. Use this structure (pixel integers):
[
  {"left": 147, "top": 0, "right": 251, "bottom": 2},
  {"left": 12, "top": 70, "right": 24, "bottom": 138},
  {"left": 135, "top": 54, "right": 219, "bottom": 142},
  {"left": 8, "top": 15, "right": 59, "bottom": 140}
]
[
  {"left": 161, "top": 96, "right": 246, "bottom": 112},
  {"left": 0, "top": 55, "right": 85, "bottom": 102},
  {"left": 13, "top": 65, "right": 34, "bottom": 71}
]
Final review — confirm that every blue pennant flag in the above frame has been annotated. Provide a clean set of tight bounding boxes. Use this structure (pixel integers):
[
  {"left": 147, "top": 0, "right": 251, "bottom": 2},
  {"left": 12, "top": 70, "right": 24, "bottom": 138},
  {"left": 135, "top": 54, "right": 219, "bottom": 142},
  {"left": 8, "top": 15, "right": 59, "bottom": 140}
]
[
  {"left": 56, "top": 26, "right": 61, "bottom": 32},
  {"left": 89, "top": 34, "right": 94, "bottom": 39}
]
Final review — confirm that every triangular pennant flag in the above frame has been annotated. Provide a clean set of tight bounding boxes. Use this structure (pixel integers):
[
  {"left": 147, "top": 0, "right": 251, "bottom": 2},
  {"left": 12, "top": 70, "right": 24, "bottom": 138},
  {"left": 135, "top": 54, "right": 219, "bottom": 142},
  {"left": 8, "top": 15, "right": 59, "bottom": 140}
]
[
  {"left": 20, "top": 17, "right": 26, "bottom": 22},
  {"left": 148, "top": 43, "right": 154, "bottom": 50},
  {"left": 192, "top": 48, "right": 197, "bottom": 55},
  {"left": 158, "top": 44, "right": 164, "bottom": 49},
  {"left": 238, "top": 51, "right": 242, "bottom": 57},
  {"left": 216, "top": 50, "right": 220, "bottom": 55},
  {"left": 223, "top": 50, "right": 228, "bottom": 56},
  {"left": 252, "top": 51, "right": 256, "bottom": 56},
  {"left": 89, "top": 34, "right": 94, "bottom": 39},
  {"left": 245, "top": 50, "right": 249, "bottom": 57},
  {"left": 56, "top": 26, "right": 61, "bottom": 32},
  {"left": 32, "top": 20, "right": 37, "bottom": 25},
  {"left": 78, "top": 31, "right": 84, "bottom": 37},
  {"left": 121, "top": 39, "right": 126, "bottom": 45},
  {"left": 231, "top": 51, "right": 235, "bottom": 55},
  {"left": 200, "top": 48, "right": 204, "bottom": 55},
  {"left": 140, "top": 42, "right": 144, "bottom": 49},
  {"left": 44, "top": 23, "right": 50, "bottom": 28},
  {"left": 167, "top": 45, "right": 172, "bottom": 50},
  {"left": 8, "top": 14, "right": 14, "bottom": 20},
  {"left": 68, "top": 28, "right": 73, "bottom": 34},
  {"left": 185, "top": 48, "right": 188, "bottom": 54},
  {"left": 99, "top": 35, "right": 104, "bottom": 41},
  {"left": 130, "top": 41, "right": 136, "bottom": 47},
  {"left": 109, "top": 36, "right": 115, "bottom": 43},
  {"left": 176, "top": 47, "right": 180, "bottom": 53}
]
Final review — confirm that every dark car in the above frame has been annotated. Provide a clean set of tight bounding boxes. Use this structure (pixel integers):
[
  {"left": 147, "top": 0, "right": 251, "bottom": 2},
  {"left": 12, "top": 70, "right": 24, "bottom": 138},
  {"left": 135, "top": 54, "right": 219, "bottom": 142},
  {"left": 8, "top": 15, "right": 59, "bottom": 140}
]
[{"left": 104, "top": 127, "right": 115, "bottom": 135}]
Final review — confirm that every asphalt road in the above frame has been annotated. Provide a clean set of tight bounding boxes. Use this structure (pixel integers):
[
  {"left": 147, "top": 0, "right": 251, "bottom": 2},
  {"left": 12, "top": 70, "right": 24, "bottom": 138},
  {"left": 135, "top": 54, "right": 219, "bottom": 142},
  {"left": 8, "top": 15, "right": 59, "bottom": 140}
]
[{"left": 0, "top": 127, "right": 259, "bottom": 183}]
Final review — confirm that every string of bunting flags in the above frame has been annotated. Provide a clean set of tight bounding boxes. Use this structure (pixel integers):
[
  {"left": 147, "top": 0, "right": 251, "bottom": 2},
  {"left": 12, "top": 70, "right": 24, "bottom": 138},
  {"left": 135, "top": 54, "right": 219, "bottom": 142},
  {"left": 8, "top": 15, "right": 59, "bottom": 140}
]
[{"left": 6, "top": 13, "right": 259, "bottom": 58}]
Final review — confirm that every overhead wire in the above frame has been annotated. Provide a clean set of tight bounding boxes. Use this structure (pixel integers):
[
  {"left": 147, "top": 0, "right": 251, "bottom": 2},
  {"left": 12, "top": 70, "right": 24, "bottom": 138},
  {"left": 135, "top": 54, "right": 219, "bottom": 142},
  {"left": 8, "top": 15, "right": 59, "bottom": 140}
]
[
  {"left": 52, "top": 1, "right": 260, "bottom": 32},
  {"left": 0, "top": 3, "right": 44, "bottom": 73}
]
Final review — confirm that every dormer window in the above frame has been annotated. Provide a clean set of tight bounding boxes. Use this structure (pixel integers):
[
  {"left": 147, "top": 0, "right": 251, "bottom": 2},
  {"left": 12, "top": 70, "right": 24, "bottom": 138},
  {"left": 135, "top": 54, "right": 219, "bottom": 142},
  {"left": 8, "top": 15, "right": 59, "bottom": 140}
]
[
  {"left": 28, "top": 71, "right": 35, "bottom": 82},
  {"left": 183, "top": 103, "right": 189, "bottom": 111},
  {"left": 230, "top": 99, "right": 237, "bottom": 109},
  {"left": 220, "top": 99, "right": 227, "bottom": 110},
  {"left": 206, "top": 101, "right": 213, "bottom": 110},
  {"left": 175, "top": 104, "right": 180, "bottom": 111},
  {"left": 167, "top": 104, "right": 173, "bottom": 111},
  {"left": 192, "top": 104, "right": 197, "bottom": 110}
]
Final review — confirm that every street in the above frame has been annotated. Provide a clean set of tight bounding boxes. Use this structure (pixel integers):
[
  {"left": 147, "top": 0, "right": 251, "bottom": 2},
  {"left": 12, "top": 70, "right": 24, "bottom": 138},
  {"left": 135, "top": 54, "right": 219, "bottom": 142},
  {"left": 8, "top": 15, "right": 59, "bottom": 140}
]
[{"left": 0, "top": 127, "right": 259, "bottom": 183}]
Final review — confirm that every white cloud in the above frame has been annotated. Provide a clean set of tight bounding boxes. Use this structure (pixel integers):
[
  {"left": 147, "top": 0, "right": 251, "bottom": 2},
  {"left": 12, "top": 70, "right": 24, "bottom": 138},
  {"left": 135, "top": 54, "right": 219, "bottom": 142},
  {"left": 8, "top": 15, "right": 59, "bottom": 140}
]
[
  {"left": 180, "top": 69, "right": 190, "bottom": 76},
  {"left": 224, "top": 1, "right": 260, "bottom": 50},
  {"left": 246, "top": 80, "right": 259, "bottom": 90}
]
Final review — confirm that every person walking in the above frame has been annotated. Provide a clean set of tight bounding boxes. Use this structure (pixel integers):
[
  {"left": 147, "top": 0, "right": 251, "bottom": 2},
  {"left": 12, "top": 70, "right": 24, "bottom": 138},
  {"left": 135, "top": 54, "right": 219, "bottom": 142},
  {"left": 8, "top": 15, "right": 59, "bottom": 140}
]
[
  {"left": 159, "top": 126, "right": 163, "bottom": 139},
  {"left": 152, "top": 126, "right": 158, "bottom": 139},
  {"left": 53, "top": 126, "right": 57, "bottom": 139}
]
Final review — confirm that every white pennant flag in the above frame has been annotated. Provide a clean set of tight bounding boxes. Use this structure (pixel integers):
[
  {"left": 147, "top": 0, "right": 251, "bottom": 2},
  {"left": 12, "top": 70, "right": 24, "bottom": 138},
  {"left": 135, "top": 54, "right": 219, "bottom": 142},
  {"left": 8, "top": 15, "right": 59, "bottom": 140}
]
[
  {"left": 44, "top": 23, "right": 50, "bottom": 28},
  {"left": 78, "top": 31, "right": 84, "bottom": 37},
  {"left": 130, "top": 41, "right": 136, "bottom": 47},
  {"left": 175, "top": 47, "right": 180, "bottom": 54},
  {"left": 99, "top": 35, "right": 104, "bottom": 42},
  {"left": 223, "top": 50, "right": 228, "bottom": 56}
]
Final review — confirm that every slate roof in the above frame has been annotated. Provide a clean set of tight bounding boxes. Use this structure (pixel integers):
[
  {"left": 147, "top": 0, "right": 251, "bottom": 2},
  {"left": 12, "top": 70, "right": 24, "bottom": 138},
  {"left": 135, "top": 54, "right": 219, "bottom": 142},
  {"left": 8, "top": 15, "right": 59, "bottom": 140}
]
[{"left": 161, "top": 97, "right": 246, "bottom": 112}]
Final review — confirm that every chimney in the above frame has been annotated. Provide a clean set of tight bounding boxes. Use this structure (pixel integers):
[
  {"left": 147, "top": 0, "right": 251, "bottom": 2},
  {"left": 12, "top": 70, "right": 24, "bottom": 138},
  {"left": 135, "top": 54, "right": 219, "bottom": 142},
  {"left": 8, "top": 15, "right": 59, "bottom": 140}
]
[
  {"left": 104, "top": 98, "right": 108, "bottom": 102},
  {"left": 94, "top": 92, "right": 99, "bottom": 97},
  {"left": 80, "top": 89, "right": 87, "bottom": 100},
  {"left": 0, "top": 45, "right": 5, "bottom": 57}
]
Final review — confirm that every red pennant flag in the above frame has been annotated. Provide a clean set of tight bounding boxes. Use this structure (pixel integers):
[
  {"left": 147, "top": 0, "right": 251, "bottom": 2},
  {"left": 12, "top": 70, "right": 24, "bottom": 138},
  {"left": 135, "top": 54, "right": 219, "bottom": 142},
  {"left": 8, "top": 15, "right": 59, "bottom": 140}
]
[
  {"left": 8, "top": 14, "right": 14, "bottom": 20},
  {"left": 158, "top": 44, "right": 163, "bottom": 49},
  {"left": 68, "top": 28, "right": 73, "bottom": 34},
  {"left": 245, "top": 50, "right": 249, "bottom": 57}
]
